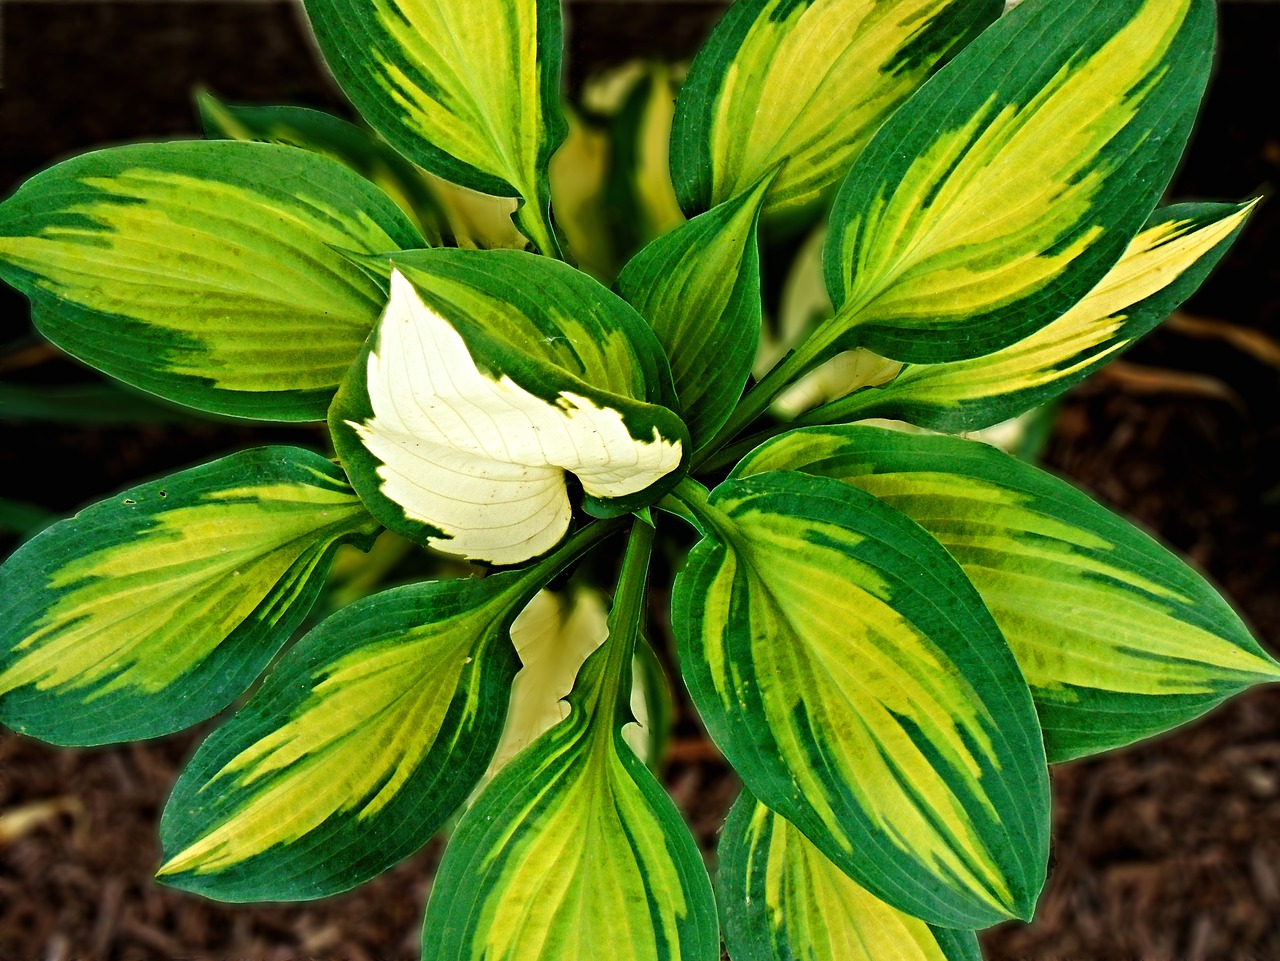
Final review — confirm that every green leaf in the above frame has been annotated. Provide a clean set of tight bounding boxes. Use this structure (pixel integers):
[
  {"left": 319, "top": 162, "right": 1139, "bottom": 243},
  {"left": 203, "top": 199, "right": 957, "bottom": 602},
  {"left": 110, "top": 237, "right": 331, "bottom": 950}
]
[
  {"left": 420, "top": 520, "right": 720, "bottom": 961},
  {"left": 301, "top": 0, "right": 565, "bottom": 254},
  {"left": 329, "top": 252, "right": 689, "bottom": 565},
  {"left": 0, "top": 448, "right": 379, "bottom": 747},
  {"left": 734, "top": 424, "right": 1280, "bottom": 761},
  {"left": 808, "top": 202, "right": 1257, "bottom": 432},
  {"left": 0, "top": 380, "right": 199, "bottom": 425},
  {"left": 616, "top": 174, "right": 771, "bottom": 450},
  {"left": 719, "top": 791, "right": 981, "bottom": 961},
  {"left": 671, "top": 472, "right": 1048, "bottom": 928},
  {"left": 821, "top": 0, "right": 1215, "bottom": 364},
  {"left": 157, "top": 565, "right": 550, "bottom": 901},
  {"left": 197, "top": 91, "right": 446, "bottom": 245},
  {"left": 0, "top": 498, "right": 56, "bottom": 540},
  {"left": 0, "top": 141, "right": 424, "bottom": 421},
  {"left": 670, "top": 0, "right": 1001, "bottom": 216}
]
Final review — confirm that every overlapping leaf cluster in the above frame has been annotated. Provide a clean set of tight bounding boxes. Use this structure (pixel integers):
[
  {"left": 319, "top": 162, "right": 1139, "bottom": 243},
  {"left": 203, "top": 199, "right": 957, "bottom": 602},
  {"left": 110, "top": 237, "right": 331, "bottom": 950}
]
[{"left": 0, "top": 0, "right": 1274, "bottom": 958}]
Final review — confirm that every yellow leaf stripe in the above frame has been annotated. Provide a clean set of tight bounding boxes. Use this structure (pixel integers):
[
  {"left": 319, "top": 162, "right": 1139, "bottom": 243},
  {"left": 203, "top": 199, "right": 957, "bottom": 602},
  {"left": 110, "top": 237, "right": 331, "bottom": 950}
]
[
  {"left": 0, "top": 448, "right": 378, "bottom": 746},
  {"left": 673, "top": 473, "right": 1048, "bottom": 927},
  {"left": 673, "top": 0, "right": 1000, "bottom": 213},
  {"left": 735, "top": 425, "right": 1280, "bottom": 760},
  {"left": 720, "top": 793, "right": 979, "bottom": 961},
  {"left": 814, "top": 202, "right": 1256, "bottom": 430},
  {"left": 822, "top": 0, "right": 1211, "bottom": 363}
]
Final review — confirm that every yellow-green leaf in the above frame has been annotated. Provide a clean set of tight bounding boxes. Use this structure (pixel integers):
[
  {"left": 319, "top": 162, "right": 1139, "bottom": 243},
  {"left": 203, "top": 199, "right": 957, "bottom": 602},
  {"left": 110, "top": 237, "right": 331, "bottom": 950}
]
[
  {"left": 821, "top": 0, "right": 1215, "bottom": 365},
  {"left": 421, "top": 520, "right": 719, "bottom": 961},
  {"left": 157, "top": 567, "right": 545, "bottom": 901},
  {"left": 302, "top": 0, "right": 565, "bottom": 254},
  {"left": 670, "top": 473, "right": 1048, "bottom": 928},
  {"left": 0, "top": 448, "right": 378, "bottom": 746},
  {"left": 806, "top": 201, "right": 1257, "bottom": 431},
  {"left": 734, "top": 424, "right": 1280, "bottom": 761},
  {"left": 671, "top": 0, "right": 1001, "bottom": 215},
  {"left": 616, "top": 174, "right": 772, "bottom": 450},
  {"left": 0, "top": 141, "right": 423, "bottom": 421},
  {"left": 719, "top": 791, "right": 981, "bottom": 961}
]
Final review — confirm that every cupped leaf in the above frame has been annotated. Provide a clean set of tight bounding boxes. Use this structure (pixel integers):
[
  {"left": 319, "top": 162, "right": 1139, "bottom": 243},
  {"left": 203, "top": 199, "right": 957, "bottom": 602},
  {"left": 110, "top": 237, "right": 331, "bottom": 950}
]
[
  {"left": 808, "top": 201, "right": 1257, "bottom": 432},
  {"left": 0, "top": 448, "right": 379, "bottom": 746},
  {"left": 719, "top": 791, "right": 981, "bottom": 961},
  {"left": 421, "top": 520, "right": 719, "bottom": 961},
  {"left": 670, "top": 0, "right": 1001, "bottom": 216},
  {"left": 671, "top": 472, "right": 1049, "bottom": 928},
  {"left": 302, "top": 0, "right": 565, "bottom": 254},
  {"left": 0, "top": 141, "right": 423, "bottom": 420},
  {"left": 158, "top": 566, "right": 544, "bottom": 901},
  {"left": 616, "top": 174, "right": 771, "bottom": 449},
  {"left": 330, "top": 254, "right": 688, "bottom": 565},
  {"left": 734, "top": 425, "right": 1280, "bottom": 761},
  {"left": 821, "top": 0, "right": 1215, "bottom": 364}
]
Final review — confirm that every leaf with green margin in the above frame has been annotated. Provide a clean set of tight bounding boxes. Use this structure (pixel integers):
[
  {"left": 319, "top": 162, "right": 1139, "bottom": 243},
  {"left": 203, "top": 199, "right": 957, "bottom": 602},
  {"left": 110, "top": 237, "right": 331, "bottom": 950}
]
[
  {"left": 806, "top": 201, "right": 1257, "bottom": 432},
  {"left": 420, "top": 521, "right": 719, "bottom": 961},
  {"left": 670, "top": 0, "right": 1001, "bottom": 216},
  {"left": 301, "top": 0, "right": 565, "bottom": 254},
  {"left": 197, "top": 91, "right": 447, "bottom": 245},
  {"left": 616, "top": 174, "right": 771, "bottom": 451},
  {"left": 820, "top": 0, "right": 1215, "bottom": 365},
  {"left": 671, "top": 472, "right": 1048, "bottom": 928},
  {"left": 732, "top": 424, "right": 1280, "bottom": 761},
  {"left": 719, "top": 791, "right": 981, "bottom": 961},
  {"left": 329, "top": 252, "right": 689, "bottom": 564},
  {"left": 0, "top": 380, "right": 199, "bottom": 425},
  {"left": 0, "top": 141, "right": 424, "bottom": 421},
  {"left": 156, "top": 563, "right": 559, "bottom": 901},
  {"left": 0, "top": 447, "right": 379, "bottom": 747}
]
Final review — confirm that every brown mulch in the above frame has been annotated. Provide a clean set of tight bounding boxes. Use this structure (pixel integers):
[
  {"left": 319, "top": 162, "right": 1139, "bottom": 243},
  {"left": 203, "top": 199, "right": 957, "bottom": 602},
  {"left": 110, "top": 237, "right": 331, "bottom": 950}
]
[{"left": 4, "top": 3, "right": 1280, "bottom": 959}]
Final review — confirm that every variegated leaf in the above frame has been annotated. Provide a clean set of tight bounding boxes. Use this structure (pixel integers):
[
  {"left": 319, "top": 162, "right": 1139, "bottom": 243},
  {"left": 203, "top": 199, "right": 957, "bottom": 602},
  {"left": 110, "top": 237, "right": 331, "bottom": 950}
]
[
  {"left": 302, "top": 0, "right": 564, "bottom": 254},
  {"left": 671, "top": 472, "right": 1048, "bottom": 928},
  {"left": 616, "top": 174, "right": 771, "bottom": 450},
  {"left": 158, "top": 568, "right": 541, "bottom": 900},
  {"left": 0, "top": 448, "right": 379, "bottom": 746},
  {"left": 822, "top": 0, "right": 1215, "bottom": 364},
  {"left": 719, "top": 791, "right": 981, "bottom": 961},
  {"left": 0, "top": 141, "right": 423, "bottom": 421},
  {"left": 671, "top": 0, "right": 1001, "bottom": 215},
  {"left": 809, "top": 202, "right": 1256, "bottom": 431},
  {"left": 421, "top": 520, "right": 719, "bottom": 961},
  {"left": 330, "top": 257, "right": 688, "bottom": 565},
  {"left": 734, "top": 425, "right": 1280, "bottom": 761}
]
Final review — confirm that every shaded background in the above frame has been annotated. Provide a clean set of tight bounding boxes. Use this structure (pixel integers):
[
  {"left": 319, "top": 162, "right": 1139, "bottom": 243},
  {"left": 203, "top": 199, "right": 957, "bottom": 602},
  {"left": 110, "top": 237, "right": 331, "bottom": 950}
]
[{"left": 1, "top": 2, "right": 1279, "bottom": 958}]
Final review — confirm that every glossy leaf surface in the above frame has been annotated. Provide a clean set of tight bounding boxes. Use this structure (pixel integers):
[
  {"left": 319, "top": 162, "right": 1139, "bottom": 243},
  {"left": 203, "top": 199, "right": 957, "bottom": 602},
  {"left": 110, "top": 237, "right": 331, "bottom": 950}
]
[
  {"left": 671, "top": 0, "right": 1001, "bottom": 215},
  {"left": 0, "top": 448, "right": 378, "bottom": 746},
  {"left": 672, "top": 472, "right": 1048, "bottom": 927},
  {"left": 815, "top": 202, "right": 1255, "bottom": 431},
  {"left": 0, "top": 141, "right": 423, "bottom": 420},
  {"left": 616, "top": 175, "right": 770, "bottom": 449},
  {"left": 736, "top": 425, "right": 1280, "bottom": 760},
  {"left": 719, "top": 791, "right": 981, "bottom": 961},
  {"left": 822, "top": 0, "right": 1214, "bottom": 364},
  {"left": 158, "top": 569, "right": 541, "bottom": 900}
]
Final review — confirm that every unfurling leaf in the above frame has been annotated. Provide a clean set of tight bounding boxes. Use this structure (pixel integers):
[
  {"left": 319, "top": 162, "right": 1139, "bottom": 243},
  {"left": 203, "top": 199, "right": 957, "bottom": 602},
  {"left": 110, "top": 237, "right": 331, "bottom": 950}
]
[
  {"left": 330, "top": 254, "right": 688, "bottom": 565},
  {"left": 735, "top": 425, "right": 1280, "bottom": 760},
  {"left": 672, "top": 472, "right": 1049, "bottom": 928},
  {"left": 0, "top": 141, "right": 423, "bottom": 420},
  {"left": 0, "top": 448, "right": 379, "bottom": 746}
]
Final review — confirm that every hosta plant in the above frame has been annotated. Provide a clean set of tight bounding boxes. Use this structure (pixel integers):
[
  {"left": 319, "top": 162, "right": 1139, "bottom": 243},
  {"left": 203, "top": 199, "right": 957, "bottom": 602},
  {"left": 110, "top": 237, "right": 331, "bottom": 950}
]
[{"left": 0, "top": 0, "right": 1274, "bottom": 957}]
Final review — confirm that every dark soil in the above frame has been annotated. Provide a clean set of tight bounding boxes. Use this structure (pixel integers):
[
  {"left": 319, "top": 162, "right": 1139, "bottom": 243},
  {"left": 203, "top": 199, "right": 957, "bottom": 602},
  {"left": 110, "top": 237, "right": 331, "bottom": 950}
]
[{"left": 2, "top": 3, "right": 1280, "bottom": 959}]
